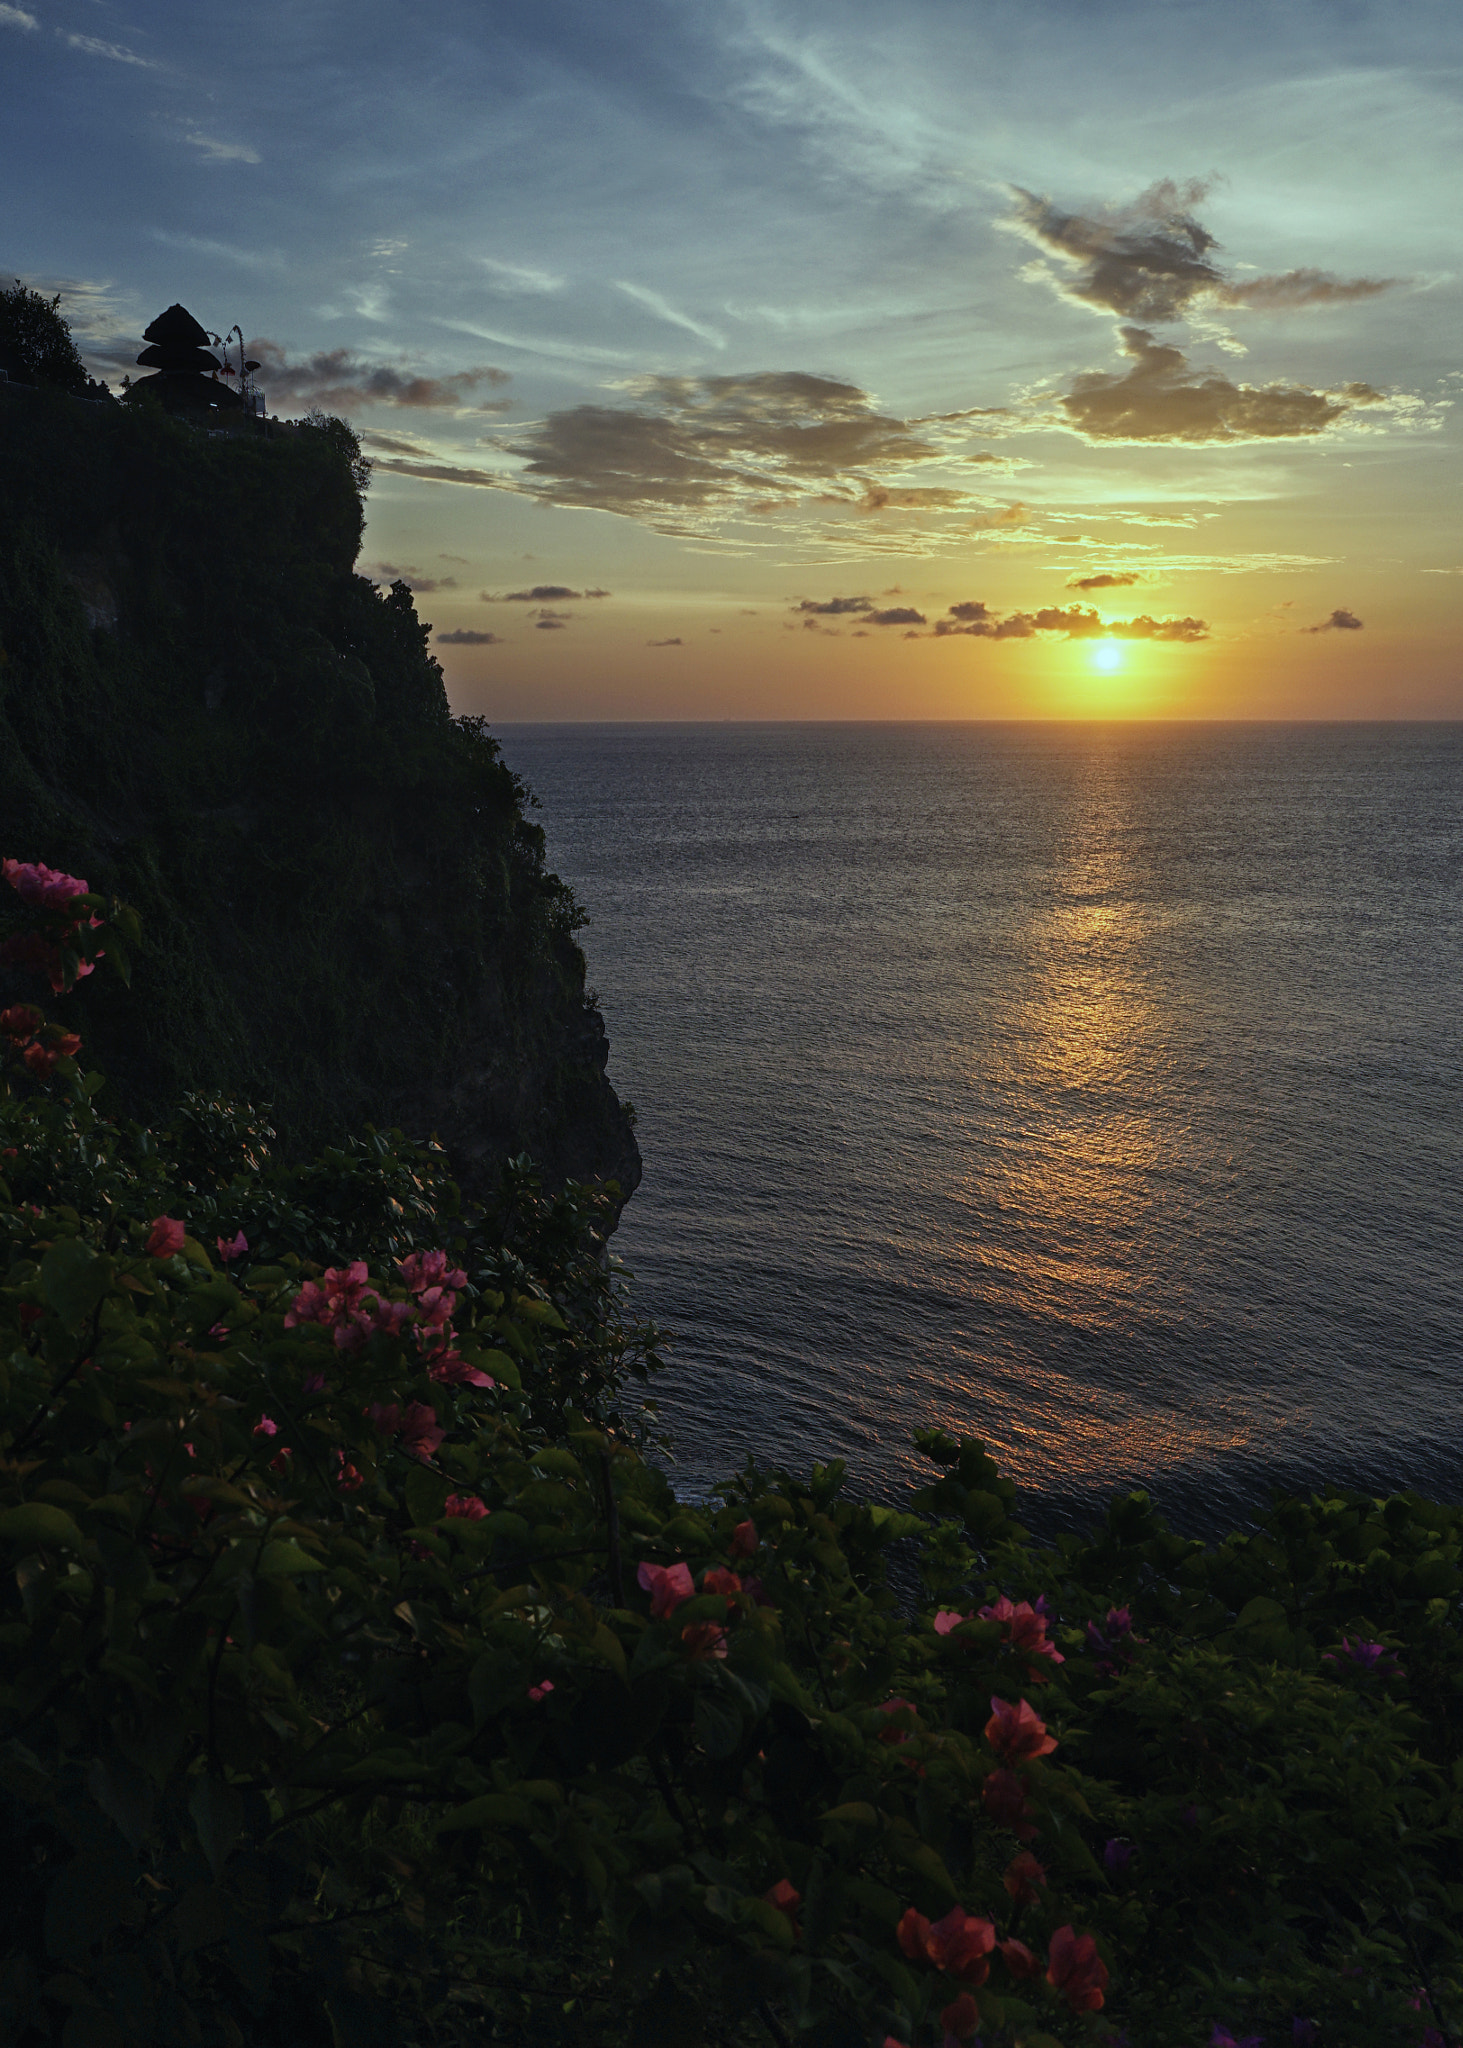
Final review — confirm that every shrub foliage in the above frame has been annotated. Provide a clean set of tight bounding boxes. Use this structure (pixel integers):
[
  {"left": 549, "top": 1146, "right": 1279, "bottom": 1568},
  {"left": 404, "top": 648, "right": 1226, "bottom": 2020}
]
[{"left": 0, "top": 865, "right": 1459, "bottom": 2048}]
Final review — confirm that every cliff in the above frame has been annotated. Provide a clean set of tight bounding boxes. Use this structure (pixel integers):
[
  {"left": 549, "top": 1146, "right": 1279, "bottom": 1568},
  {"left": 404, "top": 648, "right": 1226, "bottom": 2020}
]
[{"left": 0, "top": 383, "right": 640, "bottom": 1208}]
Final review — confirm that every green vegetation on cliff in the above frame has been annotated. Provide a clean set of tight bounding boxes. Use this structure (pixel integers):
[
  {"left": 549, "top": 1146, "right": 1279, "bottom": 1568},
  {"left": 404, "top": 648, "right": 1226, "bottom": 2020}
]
[{"left": 0, "top": 380, "right": 638, "bottom": 1199}]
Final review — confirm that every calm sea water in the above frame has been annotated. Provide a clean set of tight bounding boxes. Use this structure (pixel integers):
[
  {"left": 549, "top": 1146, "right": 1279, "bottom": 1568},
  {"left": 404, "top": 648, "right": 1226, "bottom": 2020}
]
[{"left": 499, "top": 723, "right": 1463, "bottom": 1533}]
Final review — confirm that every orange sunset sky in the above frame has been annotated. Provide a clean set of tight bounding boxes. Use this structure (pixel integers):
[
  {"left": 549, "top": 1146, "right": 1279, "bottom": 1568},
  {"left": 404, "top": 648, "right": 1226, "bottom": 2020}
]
[{"left": 6, "top": 0, "right": 1460, "bottom": 718}]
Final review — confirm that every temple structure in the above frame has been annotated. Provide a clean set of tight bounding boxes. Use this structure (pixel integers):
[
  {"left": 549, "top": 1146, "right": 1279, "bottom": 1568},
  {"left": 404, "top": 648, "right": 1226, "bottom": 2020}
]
[{"left": 127, "top": 303, "right": 244, "bottom": 415}]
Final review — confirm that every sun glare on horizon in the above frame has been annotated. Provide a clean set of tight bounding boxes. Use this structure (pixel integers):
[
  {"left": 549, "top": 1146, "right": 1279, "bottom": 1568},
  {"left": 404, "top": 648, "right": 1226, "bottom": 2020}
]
[{"left": 1090, "top": 640, "right": 1124, "bottom": 673}]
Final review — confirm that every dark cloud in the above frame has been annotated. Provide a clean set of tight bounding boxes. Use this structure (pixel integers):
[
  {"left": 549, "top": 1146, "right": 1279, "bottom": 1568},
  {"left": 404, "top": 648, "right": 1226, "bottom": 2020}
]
[
  {"left": 868, "top": 606, "right": 926, "bottom": 626},
  {"left": 533, "top": 609, "right": 570, "bottom": 630},
  {"left": 1302, "top": 608, "right": 1363, "bottom": 632},
  {"left": 647, "top": 638, "right": 683, "bottom": 647},
  {"left": 372, "top": 562, "right": 457, "bottom": 593},
  {"left": 1068, "top": 571, "right": 1141, "bottom": 590},
  {"left": 1056, "top": 327, "right": 1378, "bottom": 444},
  {"left": 931, "top": 601, "right": 1207, "bottom": 642},
  {"left": 793, "top": 595, "right": 874, "bottom": 615},
  {"left": 495, "top": 371, "right": 961, "bottom": 533},
  {"left": 855, "top": 483, "right": 968, "bottom": 513},
  {"left": 249, "top": 339, "right": 509, "bottom": 412},
  {"left": 497, "top": 584, "right": 581, "bottom": 601},
  {"left": 584, "top": 587, "right": 612, "bottom": 599},
  {"left": 1009, "top": 179, "right": 1395, "bottom": 325},
  {"left": 435, "top": 629, "right": 502, "bottom": 645}
]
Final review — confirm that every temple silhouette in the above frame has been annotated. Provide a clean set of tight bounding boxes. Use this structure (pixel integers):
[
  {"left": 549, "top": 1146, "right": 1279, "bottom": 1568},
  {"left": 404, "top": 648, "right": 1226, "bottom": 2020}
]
[{"left": 126, "top": 303, "right": 262, "bottom": 420}]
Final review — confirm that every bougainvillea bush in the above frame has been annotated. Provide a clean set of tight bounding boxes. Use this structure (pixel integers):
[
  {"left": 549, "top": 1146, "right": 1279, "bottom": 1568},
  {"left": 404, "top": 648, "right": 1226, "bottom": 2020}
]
[{"left": 0, "top": 862, "right": 1460, "bottom": 2048}]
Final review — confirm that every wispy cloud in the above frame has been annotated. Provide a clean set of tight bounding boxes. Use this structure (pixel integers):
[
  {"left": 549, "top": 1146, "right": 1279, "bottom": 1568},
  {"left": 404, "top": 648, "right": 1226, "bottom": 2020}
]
[
  {"left": 480, "top": 258, "right": 565, "bottom": 295},
  {"left": 184, "top": 132, "right": 261, "bottom": 163},
  {"left": 62, "top": 30, "right": 152, "bottom": 65},
  {"left": 615, "top": 282, "right": 726, "bottom": 348},
  {"left": 248, "top": 341, "right": 509, "bottom": 411},
  {"left": 150, "top": 229, "right": 278, "bottom": 268},
  {"left": 0, "top": 5, "right": 37, "bottom": 32},
  {"left": 436, "top": 629, "right": 502, "bottom": 645}
]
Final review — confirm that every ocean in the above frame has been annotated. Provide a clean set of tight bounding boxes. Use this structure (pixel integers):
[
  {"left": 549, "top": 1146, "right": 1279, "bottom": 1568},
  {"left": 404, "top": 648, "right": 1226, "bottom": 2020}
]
[{"left": 498, "top": 722, "right": 1462, "bottom": 1534}]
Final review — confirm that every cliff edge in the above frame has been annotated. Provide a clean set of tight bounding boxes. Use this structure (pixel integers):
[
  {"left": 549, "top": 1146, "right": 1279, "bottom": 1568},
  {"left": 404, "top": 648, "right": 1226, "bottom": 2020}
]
[{"left": 0, "top": 384, "right": 640, "bottom": 1209}]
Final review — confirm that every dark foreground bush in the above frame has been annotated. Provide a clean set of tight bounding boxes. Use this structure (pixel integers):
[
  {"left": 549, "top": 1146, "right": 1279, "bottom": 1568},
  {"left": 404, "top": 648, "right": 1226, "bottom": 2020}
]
[{"left": 0, "top": 859, "right": 1459, "bottom": 2048}]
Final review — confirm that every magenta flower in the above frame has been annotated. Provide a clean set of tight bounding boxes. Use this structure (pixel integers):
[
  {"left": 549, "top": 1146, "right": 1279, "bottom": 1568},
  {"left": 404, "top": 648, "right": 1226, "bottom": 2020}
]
[
  {"left": 444, "top": 1492, "right": 488, "bottom": 1520},
  {"left": 367, "top": 1401, "right": 402, "bottom": 1434},
  {"left": 396, "top": 1249, "right": 467, "bottom": 1295},
  {"left": 638, "top": 1559, "right": 695, "bottom": 1618},
  {"left": 979, "top": 1593, "right": 1064, "bottom": 1667},
  {"left": 934, "top": 1608, "right": 971, "bottom": 1636},
  {"left": 401, "top": 1401, "right": 445, "bottom": 1461},
  {"left": 216, "top": 1230, "right": 248, "bottom": 1263},
  {"left": 1323, "top": 1636, "right": 1399, "bottom": 1675},
  {"left": 252, "top": 1416, "right": 279, "bottom": 1439},
  {"left": 527, "top": 1679, "right": 555, "bottom": 1702},
  {"left": 2, "top": 859, "right": 91, "bottom": 910},
  {"left": 984, "top": 1696, "right": 1058, "bottom": 1764},
  {"left": 146, "top": 1216, "right": 186, "bottom": 1259},
  {"left": 428, "top": 1347, "right": 495, "bottom": 1388},
  {"left": 1210, "top": 2029, "right": 1263, "bottom": 2048},
  {"left": 1103, "top": 1838, "right": 1133, "bottom": 1877}
]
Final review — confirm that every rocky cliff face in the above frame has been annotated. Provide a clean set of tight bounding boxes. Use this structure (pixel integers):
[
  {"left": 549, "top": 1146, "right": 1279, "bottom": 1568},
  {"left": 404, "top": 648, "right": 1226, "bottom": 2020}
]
[{"left": 0, "top": 385, "right": 640, "bottom": 1211}]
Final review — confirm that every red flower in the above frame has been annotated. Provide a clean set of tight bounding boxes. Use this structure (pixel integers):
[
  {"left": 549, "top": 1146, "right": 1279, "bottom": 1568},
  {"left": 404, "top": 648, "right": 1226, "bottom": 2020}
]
[
  {"left": 926, "top": 1907, "right": 996, "bottom": 1985},
  {"left": 981, "top": 1768, "right": 1035, "bottom": 1839},
  {"left": 1002, "top": 1850, "right": 1047, "bottom": 1905},
  {"left": 979, "top": 1594, "right": 1064, "bottom": 1667},
  {"left": 897, "top": 1908, "right": 932, "bottom": 1962},
  {"left": 680, "top": 1621, "right": 728, "bottom": 1661},
  {"left": 764, "top": 1878, "right": 800, "bottom": 1934},
  {"left": 940, "top": 1992, "right": 981, "bottom": 2045},
  {"left": 0, "top": 1004, "right": 42, "bottom": 1040},
  {"left": 638, "top": 1559, "right": 695, "bottom": 1618},
  {"left": 876, "top": 1696, "right": 917, "bottom": 1745},
  {"left": 428, "top": 1346, "right": 495, "bottom": 1388},
  {"left": 146, "top": 1216, "right": 186, "bottom": 1259},
  {"left": 1000, "top": 1937, "right": 1041, "bottom": 1981},
  {"left": 367, "top": 1401, "right": 402, "bottom": 1434},
  {"left": 985, "top": 1696, "right": 1057, "bottom": 1764},
  {"left": 730, "top": 1518, "right": 758, "bottom": 1557},
  {"left": 444, "top": 1493, "right": 488, "bottom": 1520},
  {"left": 933, "top": 1608, "right": 971, "bottom": 1636},
  {"left": 1047, "top": 1926, "right": 1108, "bottom": 2012},
  {"left": 335, "top": 1457, "right": 364, "bottom": 1492},
  {"left": 702, "top": 1565, "right": 742, "bottom": 1597},
  {"left": 401, "top": 1400, "right": 445, "bottom": 1461}
]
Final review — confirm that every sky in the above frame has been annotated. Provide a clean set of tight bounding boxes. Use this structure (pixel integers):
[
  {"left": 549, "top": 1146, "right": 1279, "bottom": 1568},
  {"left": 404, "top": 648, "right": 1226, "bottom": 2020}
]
[{"left": 4, "top": 0, "right": 1461, "bottom": 719}]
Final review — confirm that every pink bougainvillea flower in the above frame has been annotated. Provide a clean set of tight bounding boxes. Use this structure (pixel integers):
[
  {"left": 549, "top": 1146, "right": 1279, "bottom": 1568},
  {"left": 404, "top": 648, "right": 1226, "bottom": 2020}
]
[
  {"left": 1104, "top": 1837, "right": 1133, "bottom": 1876},
  {"left": 1323, "top": 1635, "right": 1399, "bottom": 1674},
  {"left": 252, "top": 1416, "right": 279, "bottom": 1438},
  {"left": 1000, "top": 1937, "right": 1041, "bottom": 1982},
  {"left": 637, "top": 1559, "right": 695, "bottom": 1618},
  {"left": 2, "top": 860, "right": 91, "bottom": 910},
  {"left": 216, "top": 1231, "right": 248, "bottom": 1263},
  {"left": 985, "top": 1696, "right": 1057, "bottom": 1765},
  {"left": 939, "top": 1992, "right": 981, "bottom": 2046},
  {"left": 896, "top": 1908, "right": 931, "bottom": 1962},
  {"left": 729, "top": 1518, "right": 758, "bottom": 1557},
  {"left": 21, "top": 1042, "right": 59, "bottom": 1076},
  {"left": 367, "top": 1401, "right": 403, "bottom": 1434},
  {"left": 413, "top": 1284, "right": 458, "bottom": 1332},
  {"left": 926, "top": 1907, "right": 996, "bottom": 1985},
  {"left": 1210, "top": 2030, "right": 1263, "bottom": 2048},
  {"left": 401, "top": 1400, "right": 445, "bottom": 1462},
  {"left": 883, "top": 2038, "right": 911, "bottom": 2048},
  {"left": 680, "top": 1621, "right": 728, "bottom": 1661},
  {"left": 701, "top": 1566, "right": 742, "bottom": 1598},
  {"left": 933, "top": 1608, "right": 971, "bottom": 1636},
  {"left": 428, "top": 1347, "right": 495, "bottom": 1389},
  {"left": 527, "top": 1680, "right": 555, "bottom": 1703},
  {"left": 146, "top": 1216, "right": 186, "bottom": 1259},
  {"left": 1085, "top": 1605, "right": 1141, "bottom": 1676},
  {"left": 335, "top": 1457, "right": 364, "bottom": 1492},
  {"left": 1047, "top": 1926, "right": 1108, "bottom": 2012},
  {"left": 1002, "top": 1850, "right": 1047, "bottom": 1905},
  {"left": 979, "top": 1594, "right": 1064, "bottom": 1667},
  {"left": 0, "top": 1004, "right": 42, "bottom": 1040},
  {"left": 876, "top": 1697, "right": 917, "bottom": 1746},
  {"left": 369, "top": 1298, "right": 416, "bottom": 1339},
  {"left": 764, "top": 1879, "right": 800, "bottom": 1930},
  {"left": 396, "top": 1249, "right": 467, "bottom": 1295},
  {"left": 982, "top": 1767, "right": 1036, "bottom": 1840},
  {"left": 444, "top": 1493, "right": 489, "bottom": 1520},
  {"left": 301, "top": 1371, "right": 327, "bottom": 1394}
]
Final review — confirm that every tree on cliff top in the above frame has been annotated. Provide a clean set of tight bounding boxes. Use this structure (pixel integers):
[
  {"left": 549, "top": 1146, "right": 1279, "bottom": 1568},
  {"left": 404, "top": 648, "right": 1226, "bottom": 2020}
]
[{"left": 0, "top": 281, "right": 94, "bottom": 395}]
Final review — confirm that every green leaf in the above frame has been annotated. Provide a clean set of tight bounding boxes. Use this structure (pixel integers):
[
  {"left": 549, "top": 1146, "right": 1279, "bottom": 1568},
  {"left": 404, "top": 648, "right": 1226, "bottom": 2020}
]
[
  {"left": 258, "top": 1538, "right": 325, "bottom": 1578},
  {"left": 405, "top": 1465, "right": 449, "bottom": 1528},
  {"left": 694, "top": 1688, "right": 743, "bottom": 1759},
  {"left": 592, "top": 1621, "right": 629, "bottom": 1685},
  {"left": 820, "top": 1801, "right": 879, "bottom": 1828},
  {"left": 0, "top": 1503, "right": 84, "bottom": 1551},
  {"left": 188, "top": 1775, "right": 242, "bottom": 1877},
  {"left": 40, "top": 1238, "right": 111, "bottom": 1326},
  {"left": 436, "top": 1793, "right": 534, "bottom": 1832}
]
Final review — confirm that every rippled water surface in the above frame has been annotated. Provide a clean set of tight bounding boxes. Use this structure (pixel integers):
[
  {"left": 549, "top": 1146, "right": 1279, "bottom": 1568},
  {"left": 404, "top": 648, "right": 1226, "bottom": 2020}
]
[{"left": 499, "top": 723, "right": 1463, "bottom": 1531}]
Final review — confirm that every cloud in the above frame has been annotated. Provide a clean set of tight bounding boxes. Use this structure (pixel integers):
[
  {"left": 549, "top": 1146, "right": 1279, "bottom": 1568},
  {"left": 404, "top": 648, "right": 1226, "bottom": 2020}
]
[
  {"left": 793, "top": 595, "right": 873, "bottom": 615},
  {"left": 436, "top": 629, "right": 502, "bottom": 645},
  {"left": 1302, "top": 608, "right": 1363, "bottom": 632},
  {"left": 480, "top": 258, "right": 564, "bottom": 295},
  {"left": 371, "top": 562, "right": 457, "bottom": 593},
  {"left": 62, "top": 30, "right": 152, "bottom": 63},
  {"left": 1007, "top": 179, "right": 1395, "bottom": 326},
  {"left": 615, "top": 282, "right": 725, "bottom": 348},
  {"left": 494, "top": 370, "right": 982, "bottom": 537},
  {"left": 584, "top": 587, "right": 611, "bottom": 599},
  {"left": 647, "top": 637, "right": 683, "bottom": 647},
  {"left": 184, "top": 132, "right": 261, "bottom": 163},
  {"left": 0, "top": 6, "right": 37, "bottom": 30},
  {"left": 868, "top": 606, "right": 926, "bottom": 626},
  {"left": 248, "top": 340, "right": 509, "bottom": 412},
  {"left": 1068, "top": 571, "right": 1141, "bottom": 590},
  {"left": 533, "top": 609, "right": 571, "bottom": 630},
  {"left": 1053, "top": 326, "right": 1384, "bottom": 445},
  {"left": 929, "top": 601, "right": 1207, "bottom": 641},
  {"left": 496, "top": 584, "right": 581, "bottom": 601}
]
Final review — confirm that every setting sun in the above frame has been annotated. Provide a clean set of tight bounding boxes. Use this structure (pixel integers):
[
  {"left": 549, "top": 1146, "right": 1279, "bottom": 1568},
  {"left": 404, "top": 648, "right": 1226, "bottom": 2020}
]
[{"left": 1090, "top": 640, "right": 1125, "bottom": 673}]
